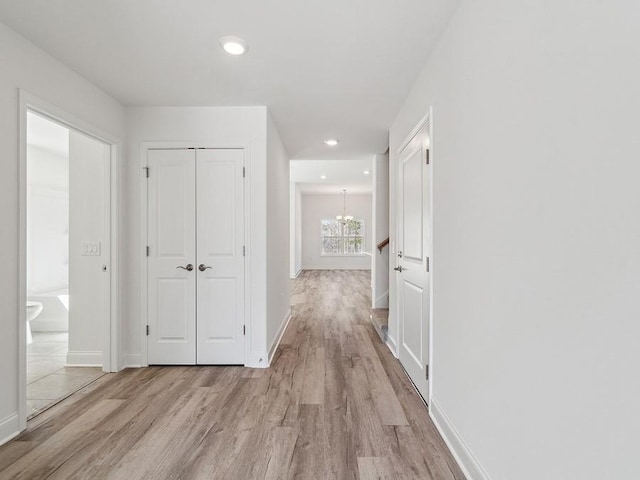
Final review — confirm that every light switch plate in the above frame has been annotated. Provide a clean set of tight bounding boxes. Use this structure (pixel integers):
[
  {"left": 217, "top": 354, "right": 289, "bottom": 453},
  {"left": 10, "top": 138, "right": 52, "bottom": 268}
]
[{"left": 81, "top": 242, "right": 101, "bottom": 256}]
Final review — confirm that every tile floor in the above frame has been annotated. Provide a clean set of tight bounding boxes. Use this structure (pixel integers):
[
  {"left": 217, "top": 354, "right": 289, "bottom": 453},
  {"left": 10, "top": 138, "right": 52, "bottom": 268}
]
[{"left": 27, "top": 332, "right": 104, "bottom": 418}]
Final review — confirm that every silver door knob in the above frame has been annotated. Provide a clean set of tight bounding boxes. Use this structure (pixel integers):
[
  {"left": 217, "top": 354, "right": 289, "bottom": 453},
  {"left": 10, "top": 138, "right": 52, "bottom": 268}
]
[
  {"left": 394, "top": 266, "right": 403, "bottom": 272},
  {"left": 177, "top": 264, "right": 194, "bottom": 271},
  {"left": 198, "top": 264, "right": 212, "bottom": 272}
]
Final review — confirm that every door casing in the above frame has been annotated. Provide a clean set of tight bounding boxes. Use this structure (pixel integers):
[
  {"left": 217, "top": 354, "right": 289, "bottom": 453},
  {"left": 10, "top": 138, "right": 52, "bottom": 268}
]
[
  {"left": 393, "top": 109, "right": 434, "bottom": 404},
  {"left": 18, "top": 90, "right": 121, "bottom": 431}
]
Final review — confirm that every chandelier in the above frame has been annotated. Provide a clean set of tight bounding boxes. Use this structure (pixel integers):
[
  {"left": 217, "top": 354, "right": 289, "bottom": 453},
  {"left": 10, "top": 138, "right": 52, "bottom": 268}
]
[{"left": 336, "top": 189, "right": 353, "bottom": 225}]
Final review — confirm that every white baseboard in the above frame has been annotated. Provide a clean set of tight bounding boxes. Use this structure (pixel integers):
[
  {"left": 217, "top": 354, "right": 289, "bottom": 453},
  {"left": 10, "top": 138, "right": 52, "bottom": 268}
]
[
  {"left": 122, "top": 353, "right": 145, "bottom": 369},
  {"left": 374, "top": 290, "right": 389, "bottom": 308},
  {"left": 66, "top": 351, "right": 103, "bottom": 367},
  {"left": 246, "top": 351, "right": 269, "bottom": 369},
  {"left": 0, "top": 413, "right": 20, "bottom": 447},
  {"left": 268, "top": 309, "right": 292, "bottom": 364},
  {"left": 386, "top": 333, "right": 398, "bottom": 358},
  {"left": 290, "top": 268, "right": 303, "bottom": 279},
  {"left": 430, "top": 397, "right": 490, "bottom": 480}
]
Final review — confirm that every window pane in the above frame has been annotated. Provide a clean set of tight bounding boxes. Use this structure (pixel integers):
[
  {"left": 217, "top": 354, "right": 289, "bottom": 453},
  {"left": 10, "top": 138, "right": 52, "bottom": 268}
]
[
  {"left": 344, "top": 219, "right": 363, "bottom": 237},
  {"left": 344, "top": 237, "right": 363, "bottom": 254},
  {"left": 321, "top": 219, "right": 341, "bottom": 236},
  {"left": 322, "top": 237, "right": 341, "bottom": 254}
]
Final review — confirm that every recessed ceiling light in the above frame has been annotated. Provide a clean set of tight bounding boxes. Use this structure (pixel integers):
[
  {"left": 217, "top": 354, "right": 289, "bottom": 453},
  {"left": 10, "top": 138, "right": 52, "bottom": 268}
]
[
  {"left": 324, "top": 139, "right": 339, "bottom": 146},
  {"left": 320, "top": 175, "right": 327, "bottom": 180},
  {"left": 220, "top": 36, "right": 248, "bottom": 55},
  {"left": 363, "top": 170, "right": 370, "bottom": 175}
]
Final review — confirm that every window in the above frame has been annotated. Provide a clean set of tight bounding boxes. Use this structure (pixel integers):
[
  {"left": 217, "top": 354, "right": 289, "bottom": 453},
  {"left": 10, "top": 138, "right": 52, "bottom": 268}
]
[{"left": 321, "top": 218, "right": 365, "bottom": 255}]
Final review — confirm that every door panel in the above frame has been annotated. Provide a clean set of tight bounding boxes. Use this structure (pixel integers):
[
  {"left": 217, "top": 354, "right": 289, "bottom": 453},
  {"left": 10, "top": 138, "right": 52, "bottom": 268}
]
[
  {"left": 196, "top": 149, "right": 245, "bottom": 364},
  {"left": 156, "top": 278, "right": 190, "bottom": 339},
  {"left": 397, "top": 122, "right": 431, "bottom": 400},
  {"left": 402, "top": 152, "right": 423, "bottom": 261},
  {"left": 401, "top": 280, "right": 424, "bottom": 366},
  {"left": 200, "top": 277, "right": 237, "bottom": 340},
  {"left": 147, "top": 149, "right": 196, "bottom": 364}
]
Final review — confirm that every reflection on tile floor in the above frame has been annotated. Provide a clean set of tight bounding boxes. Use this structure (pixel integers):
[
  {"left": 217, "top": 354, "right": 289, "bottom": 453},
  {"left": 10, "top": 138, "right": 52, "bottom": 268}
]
[{"left": 27, "top": 332, "right": 104, "bottom": 418}]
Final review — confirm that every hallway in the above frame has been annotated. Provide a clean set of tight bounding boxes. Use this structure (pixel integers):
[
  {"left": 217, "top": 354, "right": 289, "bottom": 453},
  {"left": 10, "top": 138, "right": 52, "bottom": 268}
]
[{"left": 0, "top": 270, "right": 463, "bottom": 479}]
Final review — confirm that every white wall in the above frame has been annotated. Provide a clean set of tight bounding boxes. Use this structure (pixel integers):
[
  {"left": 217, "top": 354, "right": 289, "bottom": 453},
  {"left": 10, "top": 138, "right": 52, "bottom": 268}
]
[
  {"left": 389, "top": 1, "right": 640, "bottom": 479},
  {"left": 0, "top": 20, "right": 125, "bottom": 444},
  {"left": 26, "top": 144, "right": 69, "bottom": 296},
  {"left": 372, "top": 152, "right": 389, "bottom": 308},
  {"left": 301, "top": 193, "right": 372, "bottom": 270},
  {"left": 290, "top": 183, "right": 302, "bottom": 278},
  {"left": 124, "top": 106, "right": 271, "bottom": 368},
  {"left": 266, "top": 114, "right": 291, "bottom": 357},
  {"left": 67, "top": 131, "right": 109, "bottom": 366},
  {"left": 26, "top": 141, "right": 70, "bottom": 333}
]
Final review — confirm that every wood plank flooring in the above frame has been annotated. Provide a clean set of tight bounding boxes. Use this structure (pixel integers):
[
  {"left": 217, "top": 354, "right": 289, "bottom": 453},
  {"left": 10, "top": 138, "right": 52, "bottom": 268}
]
[{"left": 0, "top": 270, "right": 465, "bottom": 480}]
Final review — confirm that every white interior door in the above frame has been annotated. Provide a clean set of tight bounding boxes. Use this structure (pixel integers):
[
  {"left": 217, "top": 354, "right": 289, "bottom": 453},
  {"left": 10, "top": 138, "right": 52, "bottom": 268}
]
[
  {"left": 196, "top": 149, "right": 245, "bottom": 364},
  {"left": 147, "top": 149, "right": 196, "bottom": 364},
  {"left": 396, "top": 122, "right": 431, "bottom": 400},
  {"left": 68, "top": 131, "right": 110, "bottom": 367}
]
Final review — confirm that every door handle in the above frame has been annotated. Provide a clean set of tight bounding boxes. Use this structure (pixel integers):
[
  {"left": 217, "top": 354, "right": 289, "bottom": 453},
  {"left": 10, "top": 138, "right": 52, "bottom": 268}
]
[
  {"left": 198, "top": 264, "right": 212, "bottom": 272},
  {"left": 394, "top": 266, "right": 403, "bottom": 272},
  {"left": 177, "top": 264, "right": 194, "bottom": 271}
]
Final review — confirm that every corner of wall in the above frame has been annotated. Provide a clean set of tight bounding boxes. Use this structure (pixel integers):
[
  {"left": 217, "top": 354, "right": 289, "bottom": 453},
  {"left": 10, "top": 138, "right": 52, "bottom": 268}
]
[
  {"left": 122, "top": 354, "right": 145, "bottom": 369},
  {"left": 430, "top": 397, "right": 491, "bottom": 480},
  {"left": 246, "top": 351, "right": 270, "bottom": 369},
  {"left": 0, "top": 413, "right": 20, "bottom": 447},
  {"left": 66, "top": 351, "right": 103, "bottom": 367},
  {"left": 386, "top": 333, "right": 398, "bottom": 358},
  {"left": 268, "top": 308, "right": 292, "bottom": 364}
]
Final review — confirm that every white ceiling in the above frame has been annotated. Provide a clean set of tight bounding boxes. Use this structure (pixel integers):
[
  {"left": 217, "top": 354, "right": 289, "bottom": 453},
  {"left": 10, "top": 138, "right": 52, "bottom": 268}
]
[
  {"left": 291, "top": 159, "right": 373, "bottom": 194},
  {"left": 0, "top": 1, "right": 459, "bottom": 161}
]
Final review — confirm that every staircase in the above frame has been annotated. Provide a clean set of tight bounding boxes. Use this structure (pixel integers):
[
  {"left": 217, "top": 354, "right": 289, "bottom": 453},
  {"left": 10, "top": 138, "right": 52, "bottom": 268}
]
[{"left": 370, "top": 308, "right": 389, "bottom": 343}]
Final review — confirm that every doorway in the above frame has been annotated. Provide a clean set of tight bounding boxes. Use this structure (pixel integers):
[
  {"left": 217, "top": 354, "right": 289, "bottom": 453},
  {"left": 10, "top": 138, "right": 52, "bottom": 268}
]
[
  {"left": 394, "top": 112, "right": 432, "bottom": 401},
  {"left": 18, "top": 92, "right": 119, "bottom": 428},
  {"left": 144, "top": 147, "right": 246, "bottom": 365}
]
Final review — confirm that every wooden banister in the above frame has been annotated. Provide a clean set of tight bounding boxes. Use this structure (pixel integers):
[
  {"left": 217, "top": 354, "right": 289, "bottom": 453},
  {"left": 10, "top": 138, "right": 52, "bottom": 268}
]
[{"left": 377, "top": 237, "right": 389, "bottom": 253}]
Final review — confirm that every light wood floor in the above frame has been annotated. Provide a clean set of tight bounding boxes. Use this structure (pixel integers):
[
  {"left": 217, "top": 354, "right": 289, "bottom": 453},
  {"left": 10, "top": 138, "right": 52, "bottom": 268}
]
[{"left": 0, "top": 270, "right": 464, "bottom": 480}]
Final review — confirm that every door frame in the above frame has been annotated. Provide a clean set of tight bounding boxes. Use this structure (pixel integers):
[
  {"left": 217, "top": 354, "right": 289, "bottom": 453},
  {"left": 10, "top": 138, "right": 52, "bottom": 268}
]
[
  {"left": 394, "top": 108, "right": 434, "bottom": 403},
  {"left": 18, "top": 90, "right": 121, "bottom": 430},
  {"left": 139, "top": 142, "right": 251, "bottom": 366}
]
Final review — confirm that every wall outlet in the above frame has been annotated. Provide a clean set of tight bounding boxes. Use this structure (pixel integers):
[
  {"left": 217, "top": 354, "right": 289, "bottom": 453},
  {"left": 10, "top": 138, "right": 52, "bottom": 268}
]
[{"left": 81, "top": 242, "right": 101, "bottom": 256}]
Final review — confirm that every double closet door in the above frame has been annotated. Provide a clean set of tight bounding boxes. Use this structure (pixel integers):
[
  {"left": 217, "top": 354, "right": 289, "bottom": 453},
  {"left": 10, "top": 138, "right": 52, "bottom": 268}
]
[{"left": 147, "top": 148, "right": 245, "bottom": 365}]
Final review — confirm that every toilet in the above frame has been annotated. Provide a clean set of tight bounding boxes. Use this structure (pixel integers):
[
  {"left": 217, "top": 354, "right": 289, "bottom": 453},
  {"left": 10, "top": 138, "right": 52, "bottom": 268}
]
[{"left": 26, "top": 301, "right": 43, "bottom": 345}]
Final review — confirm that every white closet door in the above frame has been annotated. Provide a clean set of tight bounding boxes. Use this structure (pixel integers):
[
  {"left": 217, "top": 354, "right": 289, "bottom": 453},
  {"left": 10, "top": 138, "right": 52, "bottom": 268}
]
[
  {"left": 396, "top": 123, "right": 431, "bottom": 400},
  {"left": 196, "top": 149, "right": 245, "bottom": 365},
  {"left": 147, "top": 149, "right": 196, "bottom": 364}
]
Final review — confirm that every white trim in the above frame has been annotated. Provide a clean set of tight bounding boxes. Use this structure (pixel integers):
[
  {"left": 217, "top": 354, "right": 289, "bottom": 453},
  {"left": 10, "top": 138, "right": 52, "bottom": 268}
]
[
  {"left": 430, "top": 397, "right": 491, "bottom": 480},
  {"left": 138, "top": 145, "right": 149, "bottom": 367},
  {"left": 246, "top": 351, "right": 269, "bottom": 368},
  {"left": 302, "top": 265, "right": 372, "bottom": 271},
  {"left": 374, "top": 290, "right": 389, "bottom": 308},
  {"left": 66, "top": 351, "right": 103, "bottom": 367},
  {"left": 289, "top": 268, "right": 303, "bottom": 279},
  {"left": 397, "top": 112, "right": 431, "bottom": 155},
  {"left": 122, "top": 354, "right": 145, "bottom": 369},
  {"left": 18, "top": 90, "right": 121, "bottom": 433},
  {"left": 427, "top": 108, "right": 435, "bottom": 404},
  {"left": 268, "top": 309, "right": 292, "bottom": 364},
  {"left": 394, "top": 107, "right": 435, "bottom": 403},
  {"left": 386, "top": 334, "right": 399, "bottom": 358},
  {"left": 139, "top": 142, "right": 252, "bottom": 367},
  {"left": 0, "top": 413, "right": 20, "bottom": 447}
]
